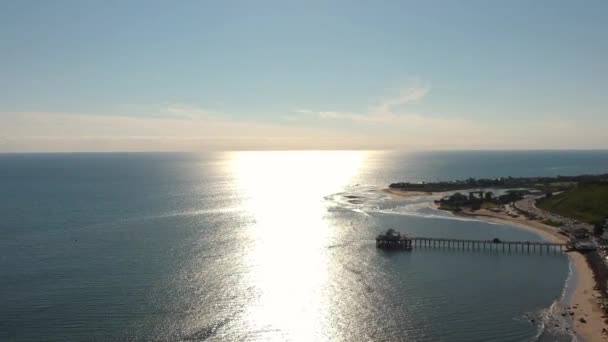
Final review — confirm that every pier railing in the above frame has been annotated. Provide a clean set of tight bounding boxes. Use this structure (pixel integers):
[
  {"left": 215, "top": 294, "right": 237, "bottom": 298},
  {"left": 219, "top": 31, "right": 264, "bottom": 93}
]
[{"left": 376, "top": 236, "right": 567, "bottom": 253}]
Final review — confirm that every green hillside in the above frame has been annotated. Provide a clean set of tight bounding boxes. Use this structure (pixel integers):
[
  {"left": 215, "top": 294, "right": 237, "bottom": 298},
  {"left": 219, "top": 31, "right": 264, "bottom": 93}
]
[{"left": 536, "top": 183, "right": 608, "bottom": 224}]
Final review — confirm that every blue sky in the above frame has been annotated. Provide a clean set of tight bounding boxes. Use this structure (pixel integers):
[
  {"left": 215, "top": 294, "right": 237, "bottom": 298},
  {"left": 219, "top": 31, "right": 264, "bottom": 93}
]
[{"left": 1, "top": 0, "right": 606, "bottom": 151}]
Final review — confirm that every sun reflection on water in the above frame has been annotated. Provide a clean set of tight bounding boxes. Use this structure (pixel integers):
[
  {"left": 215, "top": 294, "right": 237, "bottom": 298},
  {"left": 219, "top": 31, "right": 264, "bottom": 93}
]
[{"left": 230, "top": 151, "right": 365, "bottom": 340}]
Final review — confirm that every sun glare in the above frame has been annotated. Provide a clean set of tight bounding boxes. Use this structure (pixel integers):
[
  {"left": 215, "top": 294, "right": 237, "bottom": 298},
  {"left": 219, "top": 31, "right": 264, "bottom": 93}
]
[{"left": 230, "top": 151, "right": 364, "bottom": 340}]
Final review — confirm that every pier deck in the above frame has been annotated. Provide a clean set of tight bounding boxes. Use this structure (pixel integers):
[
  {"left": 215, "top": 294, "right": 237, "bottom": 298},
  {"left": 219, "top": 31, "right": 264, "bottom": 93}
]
[{"left": 376, "top": 234, "right": 568, "bottom": 253}]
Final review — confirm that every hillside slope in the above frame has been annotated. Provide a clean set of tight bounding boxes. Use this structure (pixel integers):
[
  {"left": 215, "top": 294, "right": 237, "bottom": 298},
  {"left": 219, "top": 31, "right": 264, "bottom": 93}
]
[{"left": 536, "top": 183, "right": 608, "bottom": 224}]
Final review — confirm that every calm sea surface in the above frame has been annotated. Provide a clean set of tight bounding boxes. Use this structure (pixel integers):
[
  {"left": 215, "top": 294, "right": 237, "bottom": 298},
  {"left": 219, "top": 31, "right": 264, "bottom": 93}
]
[{"left": 2, "top": 150, "right": 608, "bottom": 341}]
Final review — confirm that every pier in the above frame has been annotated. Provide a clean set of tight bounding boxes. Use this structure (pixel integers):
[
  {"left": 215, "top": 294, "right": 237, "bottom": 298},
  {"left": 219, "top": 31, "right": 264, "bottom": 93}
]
[
  {"left": 376, "top": 230, "right": 567, "bottom": 253},
  {"left": 375, "top": 229, "right": 413, "bottom": 249}
]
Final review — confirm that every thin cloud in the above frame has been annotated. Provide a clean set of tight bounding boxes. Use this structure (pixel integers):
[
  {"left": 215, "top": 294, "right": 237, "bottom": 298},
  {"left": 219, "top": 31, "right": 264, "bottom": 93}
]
[
  {"left": 164, "top": 104, "right": 219, "bottom": 120},
  {"left": 293, "top": 84, "right": 476, "bottom": 131},
  {"left": 1, "top": 91, "right": 606, "bottom": 152},
  {"left": 295, "top": 85, "right": 433, "bottom": 124},
  {"left": 0, "top": 108, "right": 373, "bottom": 152},
  {"left": 370, "top": 85, "right": 430, "bottom": 114},
  {"left": 293, "top": 109, "right": 313, "bottom": 114}
]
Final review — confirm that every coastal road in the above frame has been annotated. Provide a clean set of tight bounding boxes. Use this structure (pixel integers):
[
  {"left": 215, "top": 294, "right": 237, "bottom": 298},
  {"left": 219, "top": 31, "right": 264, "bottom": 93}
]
[{"left": 514, "top": 196, "right": 593, "bottom": 232}]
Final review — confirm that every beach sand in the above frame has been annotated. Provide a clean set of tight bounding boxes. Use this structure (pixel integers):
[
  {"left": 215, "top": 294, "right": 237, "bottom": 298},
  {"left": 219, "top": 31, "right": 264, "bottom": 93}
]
[{"left": 455, "top": 209, "right": 608, "bottom": 341}]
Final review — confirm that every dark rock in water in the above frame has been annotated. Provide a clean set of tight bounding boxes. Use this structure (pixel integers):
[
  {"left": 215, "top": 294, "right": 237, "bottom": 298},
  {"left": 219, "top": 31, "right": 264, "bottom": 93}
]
[
  {"left": 530, "top": 319, "right": 535, "bottom": 323},
  {"left": 561, "top": 312, "right": 567, "bottom": 316},
  {"left": 554, "top": 324, "right": 559, "bottom": 327},
  {"left": 569, "top": 312, "right": 575, "bottom": 316},
  {"left": 579, "top": 318, "right": 587, "bottom": 323}
]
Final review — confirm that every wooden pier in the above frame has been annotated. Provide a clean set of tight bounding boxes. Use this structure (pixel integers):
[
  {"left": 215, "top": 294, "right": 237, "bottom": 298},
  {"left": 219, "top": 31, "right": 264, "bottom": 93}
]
[
  {"left": 375, "top": 229, "right": 413, "bottom": 249},
  {"left": 376, "top": 230, "right": 567, "bottom": 253}
]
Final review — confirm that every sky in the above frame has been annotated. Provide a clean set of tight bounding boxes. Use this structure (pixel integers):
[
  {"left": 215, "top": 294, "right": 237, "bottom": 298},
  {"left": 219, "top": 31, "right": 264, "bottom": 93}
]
[{"left": 0, "top": 0, "right": 607, "bottom": 152}]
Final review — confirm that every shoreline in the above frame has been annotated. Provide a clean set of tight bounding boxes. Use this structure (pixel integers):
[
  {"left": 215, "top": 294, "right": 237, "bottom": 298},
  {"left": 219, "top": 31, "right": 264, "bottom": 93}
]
[{"left": 453, "top": 208, "right": 608, "bottom": 341}]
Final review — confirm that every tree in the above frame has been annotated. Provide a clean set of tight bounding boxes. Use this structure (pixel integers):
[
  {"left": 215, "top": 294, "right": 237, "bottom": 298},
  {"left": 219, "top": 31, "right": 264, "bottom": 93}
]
[
  {"left": 593, "top": 221, "right": 605, "bottom": 237},
  {"left": 449, "top": 192, "right": 468, "bottom": 204}
]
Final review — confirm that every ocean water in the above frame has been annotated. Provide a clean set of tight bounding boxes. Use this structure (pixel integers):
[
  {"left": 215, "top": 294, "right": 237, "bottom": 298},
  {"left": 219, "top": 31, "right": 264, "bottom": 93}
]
[{"left": 2, "top": 150, "right": 608, "bottom": 341}]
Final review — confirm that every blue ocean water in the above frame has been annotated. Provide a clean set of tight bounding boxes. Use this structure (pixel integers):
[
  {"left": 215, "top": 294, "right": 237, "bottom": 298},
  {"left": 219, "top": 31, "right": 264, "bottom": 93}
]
[{"left": 1, "top": 150, "right": 608, "bottom": 341}]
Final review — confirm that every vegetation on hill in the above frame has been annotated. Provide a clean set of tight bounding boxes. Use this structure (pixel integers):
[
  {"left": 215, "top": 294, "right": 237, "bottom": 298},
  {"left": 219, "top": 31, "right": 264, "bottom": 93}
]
[
  {"left": 536, "top": 183, "right": 608, "bottom": 225},
  {"left": 436, "top": 191, "right": 521, "bottom": 212},
  {"left": 389, "top": 174, "right": 605, "bottom": 193}
]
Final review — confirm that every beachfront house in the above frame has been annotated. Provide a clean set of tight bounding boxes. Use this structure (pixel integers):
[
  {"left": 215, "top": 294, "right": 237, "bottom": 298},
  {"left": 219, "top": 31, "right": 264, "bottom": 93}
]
[{"left": 572, "top": 228, "right": 590, "bottom": 239}]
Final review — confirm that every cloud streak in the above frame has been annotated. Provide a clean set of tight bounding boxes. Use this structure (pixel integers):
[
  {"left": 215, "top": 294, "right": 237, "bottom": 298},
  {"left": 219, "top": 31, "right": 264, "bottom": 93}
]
[
  {"left": 1, "top": 84, "right": 606, "bottom": 152},
  {"left": 293, "top": 84, "right": 479, "bottom": 133},
  {"left": 371, "top": 85, "right": 430, "bottom": 114},
  {"left": 0, "top": 109, "right": 380, "bottom": 152},
  {"left": 296, "top": 85, "right": 436, "bottom": 124}
]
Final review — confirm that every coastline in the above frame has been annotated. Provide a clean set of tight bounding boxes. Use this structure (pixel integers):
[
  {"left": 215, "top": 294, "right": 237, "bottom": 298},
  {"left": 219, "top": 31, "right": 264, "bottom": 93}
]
[{"left": 454, "top": 209, "right": 608, "bottom": 341}]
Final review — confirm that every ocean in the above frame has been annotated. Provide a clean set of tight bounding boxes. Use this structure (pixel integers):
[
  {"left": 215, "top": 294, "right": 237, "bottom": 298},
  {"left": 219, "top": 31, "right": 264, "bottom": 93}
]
[{"left": 2, "top": 150, "right": 608, "bottom": 341}]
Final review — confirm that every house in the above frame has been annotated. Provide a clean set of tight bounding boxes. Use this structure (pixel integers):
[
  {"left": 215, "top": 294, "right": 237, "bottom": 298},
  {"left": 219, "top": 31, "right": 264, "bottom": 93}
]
[
  {"left": 573, "top": 240, "right": 596, "bottom": 251},
  {"left": 571, "top": 228, "right": 589, "bottom": 239}
]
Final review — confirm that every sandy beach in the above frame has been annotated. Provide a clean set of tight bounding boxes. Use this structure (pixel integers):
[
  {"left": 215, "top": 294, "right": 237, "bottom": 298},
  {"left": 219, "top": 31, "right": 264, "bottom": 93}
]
[{"left": 455, "top": 208, "right": 608, "bottom": 341}]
